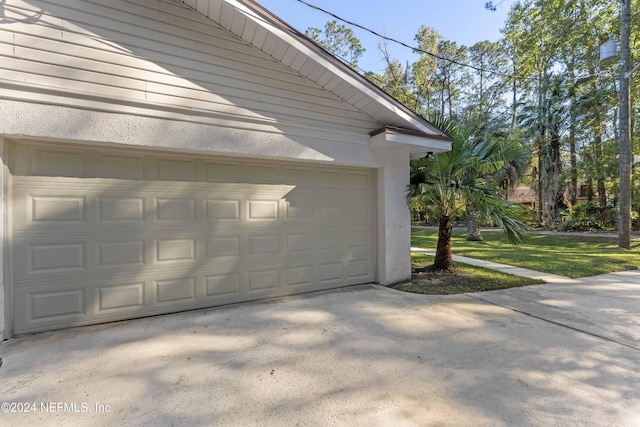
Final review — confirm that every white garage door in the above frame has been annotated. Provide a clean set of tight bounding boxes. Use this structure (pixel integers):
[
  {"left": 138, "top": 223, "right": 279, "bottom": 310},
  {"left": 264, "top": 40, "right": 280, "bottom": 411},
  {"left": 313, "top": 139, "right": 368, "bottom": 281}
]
[{"left": 9, "top": 141, "right": 375, "bottom": 334}]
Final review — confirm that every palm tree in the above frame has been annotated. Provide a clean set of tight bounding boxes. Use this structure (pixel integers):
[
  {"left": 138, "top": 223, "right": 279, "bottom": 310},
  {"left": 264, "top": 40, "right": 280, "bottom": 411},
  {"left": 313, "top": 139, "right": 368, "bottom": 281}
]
[
  {"left": 516, "top": 74, "right": 567, "bottom": 227},
  {"left": 408, "top": 118, "right": 528, "bottom": 271},
  {"left": 466, "top": 126, "right": 531, "bottom": 242}
]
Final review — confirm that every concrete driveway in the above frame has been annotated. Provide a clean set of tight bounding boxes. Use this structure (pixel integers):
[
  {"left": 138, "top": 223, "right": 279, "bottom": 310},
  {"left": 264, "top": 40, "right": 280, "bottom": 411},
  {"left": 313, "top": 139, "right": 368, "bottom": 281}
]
[{"left": 1, "top": 275, "right": 639, "bottom": 426}]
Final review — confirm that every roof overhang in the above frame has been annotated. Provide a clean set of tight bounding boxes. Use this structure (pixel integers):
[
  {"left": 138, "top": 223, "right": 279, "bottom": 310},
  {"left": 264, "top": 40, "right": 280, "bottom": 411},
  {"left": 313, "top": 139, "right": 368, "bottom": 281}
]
[
  {"left": 178, "top": 0, "right": 452, "bottom": 145},
  {"left": 370, "top": 127, "right": 452, "bottom": 159}
]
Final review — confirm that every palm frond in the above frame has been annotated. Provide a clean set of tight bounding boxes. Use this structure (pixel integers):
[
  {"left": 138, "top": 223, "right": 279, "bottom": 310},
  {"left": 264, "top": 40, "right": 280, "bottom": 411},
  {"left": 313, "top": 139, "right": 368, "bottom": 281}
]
[{"left": 407, "top": 115, "right": 530, "bottom": 246}]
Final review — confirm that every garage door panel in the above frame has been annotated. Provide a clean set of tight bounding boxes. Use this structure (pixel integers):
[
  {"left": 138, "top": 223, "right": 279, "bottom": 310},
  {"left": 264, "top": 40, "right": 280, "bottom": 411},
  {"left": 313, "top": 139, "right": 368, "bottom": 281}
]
[
  {"left": 10, "top": 141, "right": 376, "bottom": 333},
  {"left": 33, "top": 149, "right": 86, "bottom": 177},
  {"left": 96, "top": 282, "right": 146, "bottom": 313},
  {"left": 27, "top": 242, "right": 86, "bottom": 274},
  {"left": 156, "top": 158, "right": 197, "bottom": 181},
  {"left": 246, "top": 199, "right": 280, "bottom": 221},
  {"left": 13, "top": 286, "right": 86, "bottom": 332},
  {"left": 154, "top": 277, "right": 197, "bottom": 305},
  {"left": 347, "top": 259, "right": 372, "bottom": 279},
  {"left": 206, "top": 162, "right": 241, "bottom": 183},
  {"left": 248, "top": 234, "right": 280, "bottom": 255},
  {"left": 154, "top": 238, "right": 197, "bottom": 264},
  {"left": 285, "top": 265, "right": 314, "bottom": 288},
  {"left": 319, "top": 262, "right": 343, "bottom": 283},
  {"left": 285, "top": 198, "right": 313, "bottom": 220},
  {"left": 30, "top": 288, "right": 85, "bottom": 320},
  {"left": 155, "top": 198, "right": 197, "bottom": 221},
  {"left": 97, "top": 153, "right": 145, "bottom": 180},
  {"left": 249, "top": 165, "right": 281, "bottom": 184},
  {"left": 345, "top": 201, "right": 373, "bottom": 224},
  {"left": 285, "top": 233, "right": 314, "bottom": 253},
  {"left": 207, "top": 236, "right": 241, "bottom": 258},
  {"left": 97, "top": 240, "right": 146, "bottom": 268},
  {"left": 30, "top": 195, "right": 86, "bottom": 223},
  {"left": 247, "top": 269, "right": 280, "bottom": 291},
  {"left": 318, "top": 170, "right": 343, "bottom": 188},
  {"left": 347, "top": 172, "right": 372, "bottom": 189},
  {"left": 204, "top": 273, "right": 241, "bottom": 298},
  {"left": 98, "top": 197, "right": 145, "bottom": 222},
  {"left": 205, "top": 199, "right": 241, "bottom": 221},
  {"left": 347, "top": 230, "right": 370, "bottom": 248},
  {"left": 284, "top": 167, "right": 314, "bottom": 186},
  {"left": 12, "top": 188, "right": 90, "bottom": 229}
]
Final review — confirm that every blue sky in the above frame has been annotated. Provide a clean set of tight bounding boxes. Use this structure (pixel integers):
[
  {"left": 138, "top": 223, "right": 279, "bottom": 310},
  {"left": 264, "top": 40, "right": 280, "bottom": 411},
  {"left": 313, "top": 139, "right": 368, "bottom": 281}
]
[{"left": 256, "top": 0, "right": 513, "bottom": 74}]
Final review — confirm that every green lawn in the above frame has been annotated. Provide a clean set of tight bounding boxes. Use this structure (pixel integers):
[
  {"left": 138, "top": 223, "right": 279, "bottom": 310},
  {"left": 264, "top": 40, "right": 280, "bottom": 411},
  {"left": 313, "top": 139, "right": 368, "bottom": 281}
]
[{"left": 412, "top": 229, "right": 640, "bottom": 278}]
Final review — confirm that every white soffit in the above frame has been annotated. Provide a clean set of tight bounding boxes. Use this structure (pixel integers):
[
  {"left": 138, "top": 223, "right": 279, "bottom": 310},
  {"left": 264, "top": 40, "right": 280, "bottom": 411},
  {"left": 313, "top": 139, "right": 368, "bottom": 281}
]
[
  {"left": 370, "top": 128, "right": 452, "bottom": 158},
  {"left": 177, "top": 0, "right": 451, "bottom": 140}
]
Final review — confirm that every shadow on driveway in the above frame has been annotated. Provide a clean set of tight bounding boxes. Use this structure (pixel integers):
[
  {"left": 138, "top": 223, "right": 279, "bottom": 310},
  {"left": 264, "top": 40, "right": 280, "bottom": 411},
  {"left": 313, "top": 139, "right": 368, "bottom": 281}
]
[{"left": 1, "top": 283, "right": 639, "bottom": 426}]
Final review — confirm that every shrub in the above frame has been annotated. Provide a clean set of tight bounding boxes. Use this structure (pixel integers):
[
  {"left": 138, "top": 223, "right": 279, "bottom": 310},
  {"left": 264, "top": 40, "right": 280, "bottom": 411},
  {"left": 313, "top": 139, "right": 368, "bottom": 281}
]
[{"left": 557, "top": 202, "right": 602, "bottom": 232}]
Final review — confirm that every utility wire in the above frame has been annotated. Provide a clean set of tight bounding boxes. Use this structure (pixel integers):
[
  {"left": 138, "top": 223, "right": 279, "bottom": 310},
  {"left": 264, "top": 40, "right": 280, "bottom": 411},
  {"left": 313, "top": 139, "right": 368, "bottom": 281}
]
[
  {"left": 294, "top": 0, "right": 618, "bottom": 86},
  {"left": 295, "top": 0, "right": 517, "bottom": 79}
]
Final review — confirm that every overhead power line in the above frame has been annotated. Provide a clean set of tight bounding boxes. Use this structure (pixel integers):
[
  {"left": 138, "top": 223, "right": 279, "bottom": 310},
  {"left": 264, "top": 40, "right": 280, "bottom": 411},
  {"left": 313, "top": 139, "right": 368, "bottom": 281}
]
[
  {"left": 291, "top": 0, "right": 617, "bottom": 86},
  {"left": 294, "top": 0, "right": 516, "bottom": 79}
]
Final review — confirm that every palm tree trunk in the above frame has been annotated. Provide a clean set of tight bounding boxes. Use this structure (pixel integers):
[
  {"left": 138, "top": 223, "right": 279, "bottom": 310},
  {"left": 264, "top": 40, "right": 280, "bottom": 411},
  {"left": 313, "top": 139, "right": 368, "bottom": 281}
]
[
  {"left": 466, "top": 201, "right": 483, "bottom": 241},
  {"left": 433, "top": 214, "right": 454, "bottom": 271}
]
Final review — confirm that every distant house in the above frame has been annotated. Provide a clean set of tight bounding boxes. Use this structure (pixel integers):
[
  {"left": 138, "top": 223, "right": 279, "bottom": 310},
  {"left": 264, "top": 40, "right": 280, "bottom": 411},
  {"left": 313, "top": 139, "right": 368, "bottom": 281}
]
[
  {"left": 0, "top": 0, "right": 451, "bottom": 338},
  {"left": 509, "top": 188, "right": 537, "bottom": 212}
]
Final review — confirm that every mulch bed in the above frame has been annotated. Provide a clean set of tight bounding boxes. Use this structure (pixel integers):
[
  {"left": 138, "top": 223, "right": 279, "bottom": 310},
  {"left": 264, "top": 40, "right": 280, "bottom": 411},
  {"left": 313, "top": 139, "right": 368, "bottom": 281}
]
[{"left": 410, "top": 266, "right": 484, "bottom": 288}]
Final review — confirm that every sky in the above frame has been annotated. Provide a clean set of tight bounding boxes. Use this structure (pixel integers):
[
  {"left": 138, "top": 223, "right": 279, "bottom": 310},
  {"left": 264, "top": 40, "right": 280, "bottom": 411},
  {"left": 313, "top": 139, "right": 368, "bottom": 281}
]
[{"left": 256, "top": 0, "right": 514, "bottom": 74}]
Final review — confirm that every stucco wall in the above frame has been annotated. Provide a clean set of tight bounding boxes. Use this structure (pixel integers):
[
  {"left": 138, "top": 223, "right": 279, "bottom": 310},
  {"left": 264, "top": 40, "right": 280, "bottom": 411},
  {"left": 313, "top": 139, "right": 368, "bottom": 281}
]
[
  {"left": 0, "top": 101, "right": 378, "bottom": 167},
  {"left": 0, "top": 138, "right": 5, "bottom": 341},
  {"left": 372, "top": 147, "right": 411, "bottom": 285}
]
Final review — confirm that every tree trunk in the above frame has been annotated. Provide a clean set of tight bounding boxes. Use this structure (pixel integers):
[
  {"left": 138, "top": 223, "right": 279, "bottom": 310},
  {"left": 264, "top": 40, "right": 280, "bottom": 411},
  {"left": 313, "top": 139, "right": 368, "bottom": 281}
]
[
  {"left": 448, "top": 79, "right": 453, "bottom": 117},
  {"left": 536, "top": 71, "right": 545, "bottom": 226},
  {"left": 569, "top": 65, "right": 577, "bottom": 206},
  {"left": 466, "top": 201, "right": 483, "bottom": 241},
  {"left": 440, "top": 80, "right": 446, "bottom": 117},
  {"left": 511, "top": 63, "right": 517, "bottom": 129},
  {"left": 619, "top": 0, "right": 632, "bottom": 249},
  {"left": 590, "top": 66, "right": 607, "bottom": 210},
  {"left": 550, "top": 123, "right": 563, "bottom": 225},
  {"left": 594, "top": 134, "right": 606, "bottom": 212},
  {"left": 569, "top": 132, "right": 577, "bottom": 206},
  {"left": 433, "top": 215, "right": 454, "bottom": 271}
]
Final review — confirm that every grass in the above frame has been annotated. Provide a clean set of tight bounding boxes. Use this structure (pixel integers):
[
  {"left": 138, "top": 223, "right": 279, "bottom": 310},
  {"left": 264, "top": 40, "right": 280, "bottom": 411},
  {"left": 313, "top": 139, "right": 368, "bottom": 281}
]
[
  {"left": 388, "top": 253, "right": 543, "bottom": 295},
  {"left": 412, "top": 228, "right": 640, "bottom": 278}
]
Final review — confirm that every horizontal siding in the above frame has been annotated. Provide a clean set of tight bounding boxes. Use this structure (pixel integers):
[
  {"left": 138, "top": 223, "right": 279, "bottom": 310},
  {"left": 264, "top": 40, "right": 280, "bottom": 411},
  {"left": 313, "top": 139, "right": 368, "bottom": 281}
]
[
  {"left": 0, "top": 0, "right": 380, "bottom": 136},
  {"left": 0, "top": 86, "right": 372, "bottom": 147}
]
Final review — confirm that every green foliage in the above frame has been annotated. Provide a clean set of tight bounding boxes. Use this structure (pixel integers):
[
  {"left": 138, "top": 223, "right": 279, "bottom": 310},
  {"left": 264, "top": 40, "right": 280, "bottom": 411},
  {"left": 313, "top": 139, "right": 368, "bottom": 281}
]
[
  {"left": 305, "top": 20, "right": 365, "bottom": 68},
  {"left": 310, "top": 0, "right": 640, "bottom": 235},
  {"left": 557, "top": 202, "right": 601, "bottom": 232},
  {"left": 408, "top": 116, "right": 529, "bottom": 247},
  {"left": 508, "top": 205, "right": 539, "bottom": 227},
  {"left": 412, "top": 229, "right": 640, "bottom": 278}
]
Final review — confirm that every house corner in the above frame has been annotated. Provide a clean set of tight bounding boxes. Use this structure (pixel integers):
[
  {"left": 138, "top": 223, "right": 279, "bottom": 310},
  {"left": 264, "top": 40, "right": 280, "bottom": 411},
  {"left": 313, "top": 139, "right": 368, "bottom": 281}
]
[{"left": 373, "top": 147, "right": 411, "bottom": 285}]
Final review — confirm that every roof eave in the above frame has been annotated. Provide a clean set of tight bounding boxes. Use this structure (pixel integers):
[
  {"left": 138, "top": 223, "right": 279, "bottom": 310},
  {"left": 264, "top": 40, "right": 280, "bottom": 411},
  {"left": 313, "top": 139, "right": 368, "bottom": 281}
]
[
  {"left": 180, "top": 0, "right": 450, "bottom": 140},
  {"left": 370, "top": 127, "right": 452, "bottom": 159}
]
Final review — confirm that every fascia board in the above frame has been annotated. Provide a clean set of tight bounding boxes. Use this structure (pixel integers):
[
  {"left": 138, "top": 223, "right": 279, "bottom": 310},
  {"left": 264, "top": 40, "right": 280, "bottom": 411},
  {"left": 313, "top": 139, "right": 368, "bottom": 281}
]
[{"left": 370, "top": 130, "right": 452, "bottom": 155}]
